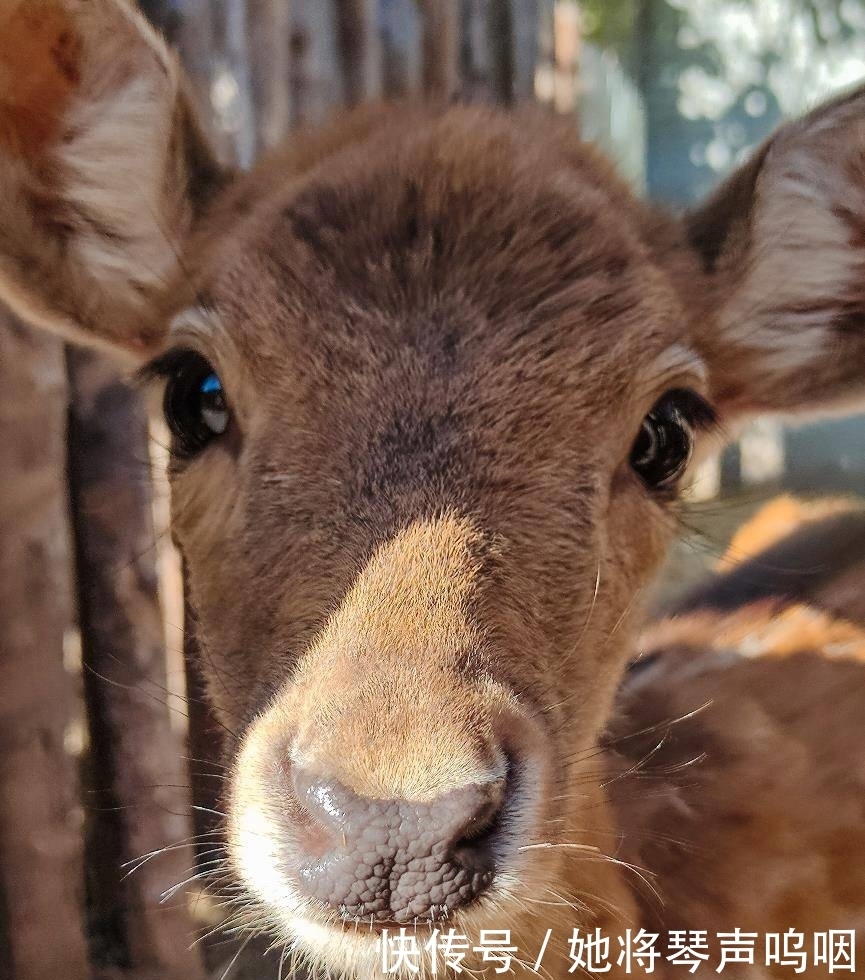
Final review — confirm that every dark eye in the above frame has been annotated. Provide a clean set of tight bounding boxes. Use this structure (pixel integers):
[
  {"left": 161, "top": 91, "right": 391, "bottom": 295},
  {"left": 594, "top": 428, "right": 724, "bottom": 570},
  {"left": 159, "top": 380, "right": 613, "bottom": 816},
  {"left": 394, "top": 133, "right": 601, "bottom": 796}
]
[
  {"left": 163, "top": 352, "right": 230, "bottom": 456},
  {"left": 630, "top": 390, "right": 704, "bottom": 490}
]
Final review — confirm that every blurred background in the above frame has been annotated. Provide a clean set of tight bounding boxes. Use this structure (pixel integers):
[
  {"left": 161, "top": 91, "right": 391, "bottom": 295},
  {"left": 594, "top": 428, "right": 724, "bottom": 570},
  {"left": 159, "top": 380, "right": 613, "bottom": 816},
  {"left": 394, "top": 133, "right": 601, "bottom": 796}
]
[{"left": 1, "top": 2, "right": 863, "bottom": 978}]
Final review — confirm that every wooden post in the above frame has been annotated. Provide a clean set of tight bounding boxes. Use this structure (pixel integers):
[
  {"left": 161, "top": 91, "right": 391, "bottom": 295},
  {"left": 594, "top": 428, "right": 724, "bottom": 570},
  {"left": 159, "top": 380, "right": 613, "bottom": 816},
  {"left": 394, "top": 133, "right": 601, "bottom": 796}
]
[
  {"left": 66, "top": 348, "right": 206, "bottom": 980},
  {"left": 486, "top": 0, "right": 514, "bottom": 103},
  {"left": 510, "top": 0, "right": 539, "bottom": 100},
  {"left": 335, "top": 0, "right": 384, "bottom": 103},
  {"left": 380, "top": 0, "right": 424, "bottom": 96},
  {"left": 142, "top": 0, "right": 237, "bottom": 162},
  {"left": 249, "top": 0, "right": 295, "bottom": 151},
  {"left": 419, "top": 0, "right": 459, "bottom": 98},
  {"left": 461, "top": 0, "right": 539, "bottom": 104},
  {"left": 291, "top": 0, "right": 344, "bottom": 125},
  {"left": 0, "top": 315, "right": 90, "bottom": 980}
]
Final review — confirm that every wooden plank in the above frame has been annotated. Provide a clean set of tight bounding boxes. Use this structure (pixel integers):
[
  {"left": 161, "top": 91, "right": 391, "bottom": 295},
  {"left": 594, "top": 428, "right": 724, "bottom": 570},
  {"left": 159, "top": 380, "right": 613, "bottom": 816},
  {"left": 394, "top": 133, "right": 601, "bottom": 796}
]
[
  {"left": 510, "top": 0, "right": 539, "bottom": 100},
  {"left": 0, "top": 314, "right": 90, "bottom": 980},
  {"left": 460, "top": 0, "right": 539, "bottom": 104},
  {"left": 249, "top": 0, "right": 294, "bottom": 151},
  {"left": 486, "top": 0, "right": 514, "bottom": 103},
  {"left": 180, "top": 602, "right": 230, "bottom": 975},
  {"left": 66, "top": 347, "right": 206, "bottom": 980},
  {"left": 138, "top": 1, "right": 236, "bottom": 162},
  {"left": 223, "top": 0, "right": 259, "bottom": 165},
  {"left": 291, "top": 0, "right": 344, "bottom": 125},
  {"left": 335, "top": 0, "right": 384, "bottom": 104},
  {"left": 419, "top": 0, "right": 459, "bottom": 98},
  {"left": 460, "top": 0, "right": 494, "bottom": 100},
  {"left": 380, "top": 0, "right": 424, "bottom": 96}
]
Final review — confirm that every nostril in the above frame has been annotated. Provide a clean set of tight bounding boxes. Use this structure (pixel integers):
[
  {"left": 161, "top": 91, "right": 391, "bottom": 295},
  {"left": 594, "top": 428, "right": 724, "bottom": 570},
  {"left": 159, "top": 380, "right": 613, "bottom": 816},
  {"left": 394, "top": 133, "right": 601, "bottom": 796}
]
[
  {"left": 451, "top": 780, "right": 506, "bottom": 852},
  {"left": 288, "top": 767, "right": 510, "bottom": 923}
]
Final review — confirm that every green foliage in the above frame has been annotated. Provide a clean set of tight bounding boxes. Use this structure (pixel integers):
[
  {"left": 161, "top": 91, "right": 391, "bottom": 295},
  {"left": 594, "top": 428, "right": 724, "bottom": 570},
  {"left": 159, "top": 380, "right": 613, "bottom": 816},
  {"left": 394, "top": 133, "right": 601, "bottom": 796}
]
[{"left": 574, "top": 0, "right": 642, "bottom": 54}]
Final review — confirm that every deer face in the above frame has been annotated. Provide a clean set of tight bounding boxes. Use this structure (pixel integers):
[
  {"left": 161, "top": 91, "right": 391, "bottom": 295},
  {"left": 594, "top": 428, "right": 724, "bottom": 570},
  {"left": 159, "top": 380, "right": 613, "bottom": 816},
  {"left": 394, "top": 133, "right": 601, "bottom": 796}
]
[
  {"left": 2, "top": 2, "right": 865, "bottom": 975},
  {"left": 161, "top": 116, "right": 709, "bottom": 957}
]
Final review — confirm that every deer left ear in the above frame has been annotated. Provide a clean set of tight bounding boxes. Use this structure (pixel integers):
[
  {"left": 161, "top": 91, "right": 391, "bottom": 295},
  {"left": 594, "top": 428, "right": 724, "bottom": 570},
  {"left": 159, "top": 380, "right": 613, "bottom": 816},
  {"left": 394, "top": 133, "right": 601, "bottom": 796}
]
[
  {"left": 684, "top": 82, "right": 865, "bottom": 421},
  {"left": 0, "top": 0, "right": 228, "bottom": 359}
]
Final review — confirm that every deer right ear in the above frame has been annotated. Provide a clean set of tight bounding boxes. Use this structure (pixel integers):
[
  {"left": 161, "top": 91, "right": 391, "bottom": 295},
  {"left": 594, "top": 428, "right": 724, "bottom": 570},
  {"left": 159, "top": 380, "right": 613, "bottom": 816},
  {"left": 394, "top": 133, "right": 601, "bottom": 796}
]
[
  {"left": 0, "top": 0, "right": 228, "bottom": 360},
  {"left": 682, "top": 82, "right": 865, "bottom": 422}
]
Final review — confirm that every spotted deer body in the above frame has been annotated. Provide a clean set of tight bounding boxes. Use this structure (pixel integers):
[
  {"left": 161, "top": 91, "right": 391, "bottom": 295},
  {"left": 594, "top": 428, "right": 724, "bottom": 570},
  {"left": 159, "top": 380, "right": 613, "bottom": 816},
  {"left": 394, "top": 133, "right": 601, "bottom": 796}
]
[{"left": 1, "top": 2, "right": 865, "bottom": 978}]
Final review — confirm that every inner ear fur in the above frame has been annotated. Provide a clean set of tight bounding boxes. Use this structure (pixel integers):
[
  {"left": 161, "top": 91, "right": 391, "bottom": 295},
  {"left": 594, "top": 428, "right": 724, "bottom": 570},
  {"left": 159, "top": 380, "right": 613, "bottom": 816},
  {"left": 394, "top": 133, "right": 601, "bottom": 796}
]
[
  {"left": 0, "top": 0, "right": 226, "bottom": 356},
  {"left": 681, "top": 82, "right": 865, "bottom": 418}
]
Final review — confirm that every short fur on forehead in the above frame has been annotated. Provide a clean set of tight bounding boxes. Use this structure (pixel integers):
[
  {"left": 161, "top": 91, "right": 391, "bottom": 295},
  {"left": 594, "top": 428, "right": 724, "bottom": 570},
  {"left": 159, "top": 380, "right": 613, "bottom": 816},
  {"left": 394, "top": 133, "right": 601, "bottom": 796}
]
[{"left": 182, "top": 104, "right": 693, "bottom": 409}]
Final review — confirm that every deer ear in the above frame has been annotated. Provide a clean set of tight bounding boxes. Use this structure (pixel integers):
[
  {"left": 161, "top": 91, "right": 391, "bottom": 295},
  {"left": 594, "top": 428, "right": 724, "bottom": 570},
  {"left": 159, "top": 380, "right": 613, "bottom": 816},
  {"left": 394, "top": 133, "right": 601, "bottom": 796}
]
[
  {"left": 684, "top": 83, "right": 865, "bottom": 420},
  {"left": 0, "top": 0, "right": 227, "bottom": 359}
]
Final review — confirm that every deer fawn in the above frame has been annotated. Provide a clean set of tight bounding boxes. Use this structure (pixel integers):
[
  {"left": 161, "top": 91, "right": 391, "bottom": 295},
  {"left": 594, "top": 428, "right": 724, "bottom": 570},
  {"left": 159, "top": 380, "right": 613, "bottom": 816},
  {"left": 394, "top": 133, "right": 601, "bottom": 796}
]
[{"left": 1, "top": 1, "right": 864, "bottom": 977}]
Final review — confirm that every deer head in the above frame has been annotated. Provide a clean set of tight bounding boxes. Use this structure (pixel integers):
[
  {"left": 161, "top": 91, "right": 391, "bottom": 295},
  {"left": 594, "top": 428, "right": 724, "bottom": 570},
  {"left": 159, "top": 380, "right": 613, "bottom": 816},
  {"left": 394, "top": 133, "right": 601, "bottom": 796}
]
[{"left": 2, "top": 1, "right": 864, "bottom": 975}]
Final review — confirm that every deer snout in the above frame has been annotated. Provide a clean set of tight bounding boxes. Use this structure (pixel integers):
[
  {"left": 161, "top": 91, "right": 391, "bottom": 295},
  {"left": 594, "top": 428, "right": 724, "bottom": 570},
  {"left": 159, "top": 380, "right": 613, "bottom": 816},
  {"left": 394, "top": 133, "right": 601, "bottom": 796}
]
[
  {"left": 291, "top": 766, "right": 506, "bottom": 922},
  {"left": 229, "top": 687, "right": 552, "bottom": 945}
]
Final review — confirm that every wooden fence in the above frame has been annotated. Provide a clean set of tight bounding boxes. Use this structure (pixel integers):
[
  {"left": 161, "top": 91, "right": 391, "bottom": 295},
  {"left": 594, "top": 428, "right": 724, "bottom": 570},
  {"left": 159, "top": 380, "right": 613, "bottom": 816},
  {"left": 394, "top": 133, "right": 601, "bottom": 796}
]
[{"left": 0, "top": 3, "right": 560, "bottom": 978}]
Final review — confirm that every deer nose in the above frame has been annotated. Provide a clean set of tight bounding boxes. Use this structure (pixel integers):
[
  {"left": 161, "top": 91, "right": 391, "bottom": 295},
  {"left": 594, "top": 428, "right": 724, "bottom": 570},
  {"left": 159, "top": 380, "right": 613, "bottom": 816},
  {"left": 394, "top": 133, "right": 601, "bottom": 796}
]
[{"left": 291, "top": 766, "right": 506, "bottom": 922}]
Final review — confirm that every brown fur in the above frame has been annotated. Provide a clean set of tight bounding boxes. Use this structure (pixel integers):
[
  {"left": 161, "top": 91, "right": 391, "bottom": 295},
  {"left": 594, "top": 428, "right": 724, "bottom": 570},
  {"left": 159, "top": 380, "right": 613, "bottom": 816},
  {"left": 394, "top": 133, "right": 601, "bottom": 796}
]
[
  {"left": 606, "top": 500, "right": 865, "bottom": 978},
  {"left": 0, "top": 2, "right": 81, "bottom": 160},
  {"left": 2, "top": 4, "right": 865, "bottom": 977},
  {"left": 610, "top": 632, "right": 865, "bottom": 980}
]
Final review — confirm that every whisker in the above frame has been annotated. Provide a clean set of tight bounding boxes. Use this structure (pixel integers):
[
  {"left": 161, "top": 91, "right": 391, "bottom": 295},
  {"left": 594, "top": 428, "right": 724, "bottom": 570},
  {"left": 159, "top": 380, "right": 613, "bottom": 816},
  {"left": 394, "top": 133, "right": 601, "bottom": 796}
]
[{"left": 216, "top": 933, "right": 254, "bottom": 980}]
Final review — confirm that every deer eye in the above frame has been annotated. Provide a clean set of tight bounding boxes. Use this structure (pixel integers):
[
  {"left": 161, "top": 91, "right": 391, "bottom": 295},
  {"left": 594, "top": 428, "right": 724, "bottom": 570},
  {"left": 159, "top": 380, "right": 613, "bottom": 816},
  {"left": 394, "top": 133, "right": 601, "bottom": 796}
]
[
  {"left": 630, "top": 390, "right": 704, "bottom": 490},
  {"left": 163, "top": 352, "right": 230, "bottom": 456}
]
